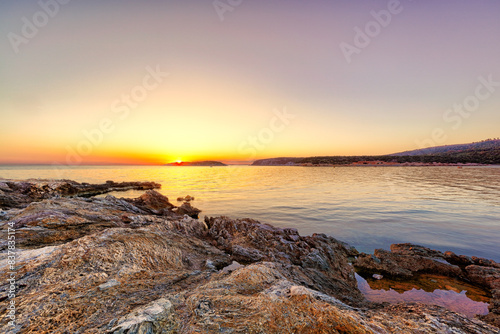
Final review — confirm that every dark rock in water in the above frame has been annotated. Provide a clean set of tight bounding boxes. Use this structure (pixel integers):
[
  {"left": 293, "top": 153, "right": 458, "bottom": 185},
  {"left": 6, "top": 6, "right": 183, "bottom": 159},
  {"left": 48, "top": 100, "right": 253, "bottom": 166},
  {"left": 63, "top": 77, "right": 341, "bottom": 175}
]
[
  {"left": 0, "top": 179, "right": 499, "bottom": 333},
  {"left": 177, "top": 195, "right": 194, "bottom": 202},
  {"left": 174, "top": 202, "right": 201, "bottom": 219},
  {"left": 125, "top": 190, "right": 175, "bottom": 214},
  {"left": 355, "top": 247, "right": 462, "bottom": 279}
]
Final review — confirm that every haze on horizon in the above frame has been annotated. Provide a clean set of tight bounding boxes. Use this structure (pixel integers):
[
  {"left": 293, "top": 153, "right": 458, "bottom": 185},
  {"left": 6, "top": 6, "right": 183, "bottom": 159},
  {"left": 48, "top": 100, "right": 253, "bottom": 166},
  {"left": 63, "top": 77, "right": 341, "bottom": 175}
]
[{"left": 1, "top": 0, "right": 499, "bottom": 165}]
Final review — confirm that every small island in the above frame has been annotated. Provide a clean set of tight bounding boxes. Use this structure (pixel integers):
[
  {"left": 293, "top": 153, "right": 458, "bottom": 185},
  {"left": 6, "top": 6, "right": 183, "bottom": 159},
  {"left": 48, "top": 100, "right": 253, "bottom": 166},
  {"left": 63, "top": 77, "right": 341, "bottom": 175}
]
[{"left": 165, "top": 161, "right": 227, "bottom": 167}]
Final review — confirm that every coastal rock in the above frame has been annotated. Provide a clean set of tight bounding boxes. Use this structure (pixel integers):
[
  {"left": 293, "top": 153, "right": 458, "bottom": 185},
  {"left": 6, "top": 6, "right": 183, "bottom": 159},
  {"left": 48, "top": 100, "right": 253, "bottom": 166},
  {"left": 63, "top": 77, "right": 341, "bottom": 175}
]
[
  {"left": 0, "top": 223, "right": 230, "bottom": 333},
  {"left": 124, "top": 190, "right": 175, "bottom": 214},
  {"left": 0, "top": 179, "right": 499, "bottom": 333},
  {"left": 204, "top": 216, "right": 364, "bottom": 305},
  {"left": 0, "top": 195, "right": 202, "bottom": 250},
  {"left": 354, "top": 243, "right": 500, "bottom": 328},
  {"left": 354, "top": 246, "right": 462, "bottom": 279},
  {"left": 177, "top": 195, "right": 194, "bottom": 202},
  {"left": 466, "top": 265, "right": 500, "bottom": 290},
  {"left": 0, "top": 179, "right": 160, "bottom": 209},
  {"left": 174, "top": 202, "right": 201, "bottom": 219}
]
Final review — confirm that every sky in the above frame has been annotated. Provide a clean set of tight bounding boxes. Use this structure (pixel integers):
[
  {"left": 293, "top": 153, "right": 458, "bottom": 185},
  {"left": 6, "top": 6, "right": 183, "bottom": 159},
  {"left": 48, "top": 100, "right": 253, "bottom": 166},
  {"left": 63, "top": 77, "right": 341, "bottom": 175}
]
[{"left": 1, "top": 0, "right": 500, "bottom": 165}]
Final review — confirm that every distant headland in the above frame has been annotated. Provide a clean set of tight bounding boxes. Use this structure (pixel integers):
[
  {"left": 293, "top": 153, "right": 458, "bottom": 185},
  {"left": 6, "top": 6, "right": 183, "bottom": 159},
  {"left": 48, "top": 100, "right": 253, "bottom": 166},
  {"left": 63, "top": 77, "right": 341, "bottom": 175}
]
[
  {"left": 252, "top": 138, "right": 500, "bottom": 166},
  {"left": 165, "top": 161, "right": 227, "bottom": 166}
]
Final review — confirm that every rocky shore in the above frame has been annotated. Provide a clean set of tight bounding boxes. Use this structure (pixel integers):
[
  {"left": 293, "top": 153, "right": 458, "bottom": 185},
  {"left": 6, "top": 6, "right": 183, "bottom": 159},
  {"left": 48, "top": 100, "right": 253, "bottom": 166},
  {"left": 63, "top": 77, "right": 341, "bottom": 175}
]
[{"left": 0, "top": 179, "right": 499, "bottom": 333}]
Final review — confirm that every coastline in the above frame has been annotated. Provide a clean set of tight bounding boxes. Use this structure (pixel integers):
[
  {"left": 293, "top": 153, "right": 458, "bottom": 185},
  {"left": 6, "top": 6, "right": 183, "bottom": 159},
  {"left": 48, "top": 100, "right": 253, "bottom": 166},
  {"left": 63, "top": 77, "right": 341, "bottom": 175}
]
[{"left": 0, "top": 179, "right": 499, "bottom": 333}]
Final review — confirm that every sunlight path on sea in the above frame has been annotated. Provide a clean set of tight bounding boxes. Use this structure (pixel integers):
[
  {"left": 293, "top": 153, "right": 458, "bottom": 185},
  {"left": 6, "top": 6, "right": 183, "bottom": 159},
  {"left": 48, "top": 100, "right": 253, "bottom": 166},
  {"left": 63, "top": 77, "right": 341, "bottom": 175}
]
[{"left": 1, "top": 166, "right": 499, "bottom": 261}]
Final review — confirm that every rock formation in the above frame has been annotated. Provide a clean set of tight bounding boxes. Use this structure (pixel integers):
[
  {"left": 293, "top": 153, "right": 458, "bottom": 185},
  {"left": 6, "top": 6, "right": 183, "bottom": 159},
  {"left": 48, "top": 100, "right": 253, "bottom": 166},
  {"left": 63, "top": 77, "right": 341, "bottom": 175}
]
[
  {"left": 354, "top": 243, "right": 500, "bottom": 327},
  {"left": 0, "top": 179, "right": 160, "bottom": 209},
  {"left": 0, "top": 179, "right": 499, "bottom": 333}
]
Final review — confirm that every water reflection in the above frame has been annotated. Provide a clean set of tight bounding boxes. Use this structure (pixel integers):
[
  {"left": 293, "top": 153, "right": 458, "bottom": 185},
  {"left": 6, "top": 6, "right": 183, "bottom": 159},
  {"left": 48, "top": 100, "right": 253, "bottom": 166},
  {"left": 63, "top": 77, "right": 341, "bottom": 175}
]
[
  {"left": 356, "top": 273, "right": 490, "bottom": 318},
  {"left": 1, "top": 166, "right": 499, "bottom": 261}
]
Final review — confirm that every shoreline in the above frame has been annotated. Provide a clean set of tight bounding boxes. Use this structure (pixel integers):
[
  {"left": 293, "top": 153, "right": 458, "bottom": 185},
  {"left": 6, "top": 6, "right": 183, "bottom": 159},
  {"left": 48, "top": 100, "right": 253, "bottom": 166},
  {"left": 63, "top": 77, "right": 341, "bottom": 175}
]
[{"left": 0, "top": 179, "right": 499, "bottom": 332}]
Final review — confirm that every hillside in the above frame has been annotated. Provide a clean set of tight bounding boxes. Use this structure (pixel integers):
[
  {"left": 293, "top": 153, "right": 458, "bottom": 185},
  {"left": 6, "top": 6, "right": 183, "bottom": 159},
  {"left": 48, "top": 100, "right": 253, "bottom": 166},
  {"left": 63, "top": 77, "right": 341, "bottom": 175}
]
[
  {"left": 391, "top": 139, "right": 500, "bottom": 156},
  {"left": 252, "top": 139, "right": 500, "bottom": 165},
  {"left": 251, "top": 157, "right": 303, "bottom": 166}
]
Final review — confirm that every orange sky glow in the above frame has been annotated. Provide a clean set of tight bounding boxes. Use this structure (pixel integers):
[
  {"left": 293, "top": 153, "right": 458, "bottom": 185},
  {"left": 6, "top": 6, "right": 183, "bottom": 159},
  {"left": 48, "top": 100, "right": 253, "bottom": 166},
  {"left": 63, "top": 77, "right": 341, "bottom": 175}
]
[{"left": 1, "top": 1, "right": 499, "bottom": 165}]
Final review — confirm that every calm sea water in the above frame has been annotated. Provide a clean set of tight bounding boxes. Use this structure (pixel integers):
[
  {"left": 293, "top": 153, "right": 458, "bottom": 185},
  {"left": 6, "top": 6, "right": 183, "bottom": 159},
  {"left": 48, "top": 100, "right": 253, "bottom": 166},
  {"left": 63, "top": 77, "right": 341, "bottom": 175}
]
[{"left": 1, "top": 166, "right": 499, "bottom": 261}]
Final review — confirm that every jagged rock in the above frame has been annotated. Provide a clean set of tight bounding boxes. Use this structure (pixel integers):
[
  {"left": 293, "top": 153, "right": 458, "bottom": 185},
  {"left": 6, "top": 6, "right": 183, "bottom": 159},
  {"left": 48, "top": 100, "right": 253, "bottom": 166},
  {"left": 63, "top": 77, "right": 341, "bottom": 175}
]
[
  {"left": 177, "top": 195, "right": 194, "bottom": 202},
  {"left": 444, "top": 250, "right": 500, "bottom": 269},
  {"left": 204, "top": 216, "right": 364, "bottom": 305},
  {"left": 125, "top": 190, "right": 175, "bottom": 214},
  {"left": 466, "top": 265, "right": 500, "bottom": 290},
  {"left": 174, "top": 202, "right": 201, "bottom": 219},
  {"left": 0, "top": 223, "right": 230, "bottom": 333},
  {"left": 0, "top": 179, "right": 161, "bottom": 209},
  {"left": 354, "top": 243, "right": 500, "bottom": 328},
  {"left": 0, "top": 188, "right": 202, "bottom": 250},
  {"left": 354, "top": 247, "right": 462, "bottom": 279},
  {"left": 0, "top": 179, "right": 499, "bottom": 333}
]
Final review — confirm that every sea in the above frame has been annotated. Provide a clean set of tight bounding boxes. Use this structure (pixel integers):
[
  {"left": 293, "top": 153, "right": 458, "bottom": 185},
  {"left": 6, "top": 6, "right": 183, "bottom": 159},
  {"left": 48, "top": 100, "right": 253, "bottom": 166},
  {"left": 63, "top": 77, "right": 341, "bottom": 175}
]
[{"left": 1, "top": 165, "right": 499, "bottom": 261}]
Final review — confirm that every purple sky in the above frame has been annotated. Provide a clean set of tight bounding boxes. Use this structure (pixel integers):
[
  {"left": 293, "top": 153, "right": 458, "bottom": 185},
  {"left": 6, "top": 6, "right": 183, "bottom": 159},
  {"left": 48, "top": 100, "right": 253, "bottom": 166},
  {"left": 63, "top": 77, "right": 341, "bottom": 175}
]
[{"left": 1, "top": 0, "right": 499, "bottom": 163}]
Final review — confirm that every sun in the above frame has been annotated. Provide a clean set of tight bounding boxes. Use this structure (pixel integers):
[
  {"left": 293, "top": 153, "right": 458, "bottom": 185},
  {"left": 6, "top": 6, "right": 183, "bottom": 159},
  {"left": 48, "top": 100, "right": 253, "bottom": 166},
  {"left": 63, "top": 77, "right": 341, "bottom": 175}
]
[{"left": 176, "top": 159, "right": 182, "bottom": 164}]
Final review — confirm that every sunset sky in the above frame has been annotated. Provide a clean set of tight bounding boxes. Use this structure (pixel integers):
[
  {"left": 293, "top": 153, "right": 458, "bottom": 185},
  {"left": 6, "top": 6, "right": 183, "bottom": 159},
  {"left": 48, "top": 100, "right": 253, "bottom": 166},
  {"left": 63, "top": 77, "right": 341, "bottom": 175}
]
[{"left": 1, "top": 0, "right": 499, "bottom": 164}]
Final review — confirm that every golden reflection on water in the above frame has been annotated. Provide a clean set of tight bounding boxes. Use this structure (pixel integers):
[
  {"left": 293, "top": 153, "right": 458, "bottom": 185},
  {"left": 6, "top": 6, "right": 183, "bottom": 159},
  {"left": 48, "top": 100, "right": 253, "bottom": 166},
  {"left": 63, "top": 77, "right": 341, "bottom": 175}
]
[
  {"left": 356, "top": 273, "right": 491, "bottom": 318},
  {"left": 1, "top": 166, "right": 499, "bottom": 260}
]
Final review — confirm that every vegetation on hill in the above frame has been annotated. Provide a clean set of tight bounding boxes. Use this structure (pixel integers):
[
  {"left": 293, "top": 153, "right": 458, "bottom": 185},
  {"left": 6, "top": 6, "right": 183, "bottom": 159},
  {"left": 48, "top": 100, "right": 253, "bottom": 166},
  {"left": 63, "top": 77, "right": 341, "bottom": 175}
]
[
  {"left": 252, "top": 139, "right": 500, "bottom": 165},
  {"left": 392, "top": 139, "right": 500, "bottom": 156}
]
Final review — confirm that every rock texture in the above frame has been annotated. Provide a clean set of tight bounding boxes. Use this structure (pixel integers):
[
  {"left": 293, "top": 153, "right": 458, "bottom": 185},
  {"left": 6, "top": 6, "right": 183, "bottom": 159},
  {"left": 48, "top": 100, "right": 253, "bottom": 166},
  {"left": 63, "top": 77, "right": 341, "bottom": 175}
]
[
  {"left": 0, "top": 179, "right": 160, "bottom": 209},
  {"left": 354, "top": 243, "right": 500, "bottom": 328},
  {"left": 0, "top": 179, "right": 499, "bottom": 333},
  {"left": 0, "top": 186, "right": 201, "bottom": 251}
]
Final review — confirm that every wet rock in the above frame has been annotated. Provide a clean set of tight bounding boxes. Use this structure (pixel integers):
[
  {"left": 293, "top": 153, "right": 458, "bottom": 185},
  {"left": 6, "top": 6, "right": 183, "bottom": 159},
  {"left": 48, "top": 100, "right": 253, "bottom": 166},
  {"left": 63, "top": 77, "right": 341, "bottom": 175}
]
[
  {"left": 390, "top": 243, "right": 445, "bottom": 257},
  {"left": 466, "top": 265, "right": 500, "bottom": 290},
  {"left": 355, "top": 246, "right": 462, "bottom": 279}
]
